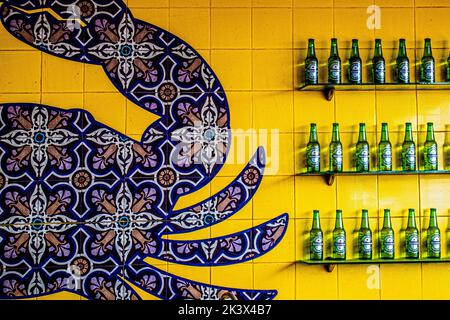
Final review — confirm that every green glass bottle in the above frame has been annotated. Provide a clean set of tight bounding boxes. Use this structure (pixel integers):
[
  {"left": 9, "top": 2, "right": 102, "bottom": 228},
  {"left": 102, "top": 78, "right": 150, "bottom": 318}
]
[
  {"left": 396, "top": 39, "right": 410, "bottom": 84},
  {"left": 305, "top": 39, "right": 318, "bottom": 85},
  {"left": 427, "top": 208, "right": 441, "bottom": 259},
  {"left": 421, "top": 38, "right": 435, "bottom": 83},
  {"left": 359, "top": 209, "right": 372, "bottom": 260},
  {"left": 405, "top": 209, "right": 419, "bottom": 259},
  {"left": 372, "top": 39, "right": 386, "bottom": 84},
  {"left": 333, "top": 210, "right": 346, "bottom": 260},
  {"left": 306, "top": 123, "right": 320, "bottom": 173},
  {"left": 380, "top": 209, "right": 395, "bottom": 259},
  {"left": 402, "top": 123, "right": 416, "bottom": 171},
  {"left": 447, "top": 53, "right": 450, "bottom": 82},
  {"left": 378, "top": 123, "right": 392, "bottom": 171},
  {"left": 424, "top": 122, "right": 438, "bottom": 171},
  {"left": 348, "top": 39, "right": 362, "bottom": 84},
  {"left": 355, "top": 123, "right": 370, "bottom": 172},
  {"left": 310, "top": 210, "right": 323, "bottom": 260},
  {"left": 329, "top": 123, "right": 343, "bottom": 172},
  {"left": 328, "top": 38, "right": 341, "bottom": 84}
]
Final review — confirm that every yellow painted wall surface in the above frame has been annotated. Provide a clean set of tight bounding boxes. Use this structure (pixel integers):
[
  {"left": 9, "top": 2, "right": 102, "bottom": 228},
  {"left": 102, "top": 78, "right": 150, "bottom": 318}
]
[{"left": 1, "top": 0, "right": 450, "bottom": 299}]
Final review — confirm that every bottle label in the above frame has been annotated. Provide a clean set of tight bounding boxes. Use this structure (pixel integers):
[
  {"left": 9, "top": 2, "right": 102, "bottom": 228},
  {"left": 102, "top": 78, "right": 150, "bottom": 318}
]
[
  {"left": 305, "top": 60, "right": 318, "bottom": 83},
  {"left": 379, "top": 144, "right": 392, "bottom": 169},
  {"left": 330, "top": 144, "right": 343, "bottom": 171},
  {"left": 306, "top": 145, "right": 320, "bottom": 172},
  {"left": 333, "top": 235, "right": 346, "bottom": 255},
  {"left": 356, "top": 144, "right": 370, "bottom": 171},
  {"left": 402, "top": 144, "right": 416, "bottom": 170},
  {"left": 374, "top": 60, "right": 385, "bottom": 83},
  {"left": 349, "top": 61, "right": 361, "bottom": 83},
  {"left": 311, "top": 235, "right": 323, "bottom": 254},
  {"left": 381, "top": 235, "right": 394, "bottom": 254},
  {"left": 397, "top": 60, "right": 409, "bottom": 82},
  {"left": 359, "top": 234, "right": 372, "bottom": 255},
  {"left": 406, "top": 233, "right": 419, "bottom": 255},
  {"left": 429, "top": 234, "right": 441, "bottom": 254},
  {"left": 328, "top": 60, "right": 341, "bottom": 83},
  {"left": 422, "top": 60, "right": 435, "bottom": 82},
  {"left": 424, "top": 144, "right": 438, "bottom": 169}
]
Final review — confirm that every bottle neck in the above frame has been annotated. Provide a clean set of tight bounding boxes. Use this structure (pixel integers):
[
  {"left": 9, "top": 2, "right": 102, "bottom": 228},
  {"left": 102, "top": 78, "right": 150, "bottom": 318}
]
[
  {"left": 307, "top": 40, "right": 316, "bottom": 58},
  {"left": 309, "top": 124, "right": 318, "bottom": 143},
  {"left": 426, "top": 123, "right": 435, "bottom": 141},
  {"left": 361, "top": 211, "right": 370, "bottom": 229},
  {"left": 429, "top": 209, "right": 438, "bottom": 228},
  {"left": 312, "top": 211, "right": 321, "bottom": 229},
  {"left": 330, "top": 40, "right": 338, "bottom": 57},
  {"left": 335, "top": 211, "right": 344, "bottom": 229},
  {"left": 374, "top": 41, "right": 383, "bottom": 57},
  {"left": 358, "top": 124, "right": 367, "bottom": 142},
  {"left": 383, "top": 210, "right": 392, "bottom": 228},
  {"left": 424, "top": 40, "right": 432, "bottom": 57},
  {"left": 405, "top": 124, "right": 413, "bottom": 142},
  {"left": 332, "top": 125, "right": 340, "bottom": 142},
  {"left": 398, "top": 40, "right": 407, "bottom": 58},
  {"left": 407, "top": 210, "right": 416, "bottom": 228},
  {"left": 381, "top": 124, "right": 389, "bottom": 141},
  {"left": 351, "top": 41, "right": 359, "bottom": 58}
]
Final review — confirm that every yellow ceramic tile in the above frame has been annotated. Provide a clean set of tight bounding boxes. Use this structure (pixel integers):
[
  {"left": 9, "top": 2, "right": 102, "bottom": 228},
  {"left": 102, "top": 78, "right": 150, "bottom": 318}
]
[
  {"left": 422, "top": 264, "right": 450, "bottom": 299},
  {"left": 295, "top": 176, "right": 337, "bottom": 219},
  {"left": 294, "top": 92, "right": 335, "bottom": 133},
  {"left": 253, "top": 176, "right": 294, "bottom": 220},
  {"left": 0, "top": 51, "right": 41, "bottom": 93},
  {"left": 84, "top": 93, "right": 126, "bottom": 134},
  {"left": 252, "top": 8, "right": 292, "bottom": 49},
  {"left": 335, "top": 91, "right": 376, "bottom": 133},
  {"left": 84, "top": 64, "right": 117, "bottom": 92},
  {"left": 334, "top": 8, "right": 375, "bottom": 49},
  {"left": 170, "top": 0, "right": 210, "bottom": 6},
  {"left": 128, "top": 0, "right": 169, "bottom": 7},
  {"left": 293, "top": 0, "right": 333, "bottom": 7},
  {"left": 210, "top": 219, "right": 252, "bottom": 238},
  {"left": 294, "top": 49, "right": 329, "bottom": 87},
  {"left": 252, "top": 0, "right": 293, "bottom": 7},
  {"left": 374, "top": 8, "right": 415, "bottom": 49},
  {"left": 419, "top": 176, "right": 450, "bottom": 212},
  {"left": 0, "top": 93, "right": 40, "bottom": 104},
  {"left": 254, "top": 263, "right": 295, "bottom": 300},
  {"left": 254, "top": 218, "right": 295, "bottom": 263},
  {"left": 169, "top": 9, "right": 210, "bottom": 49},
  {"left": 336, "top": 176, "right": 378, "bottom": 218},
  {"left": 417, "top": 91, "right": 450, "bottom": 132},
  {"left": 293, "top": 8, "right": 333, "bottom": 49},
  {"left": 209, "top": 177, "right": 252, "bottom": 220},
  {"left": 253, "top": 50, "right": 293, "bottom": 90},
  {"left": 376, "top": 91, "right": 417, "bottom": 131},
  {"left": 334, "top": 0, "right": 374, "bottom": 6},
  {"left": 227, "top": 91, "right": 253, "bottom": 130},
  {"left": 252, "top": 91, "right": 293, "bottom": 133},
  {"left": 339, "top": 132, "right": 378, "bottom": 172},
  {"left": 172, "top": 182, "right": 211, "bottom": 212},
  {"left": 380, "top": 264, "right": 422, "bottom": 299},
  {"left": 296, "top": 263, "right": 338, "bottom": 299},
  {"left": 36, "top": 291, "right": 81, "bottom": 300},
  {"left": 295, "top": 132, "right": 332, "bottom": 174},
  {"left": 211, "top": 264, "right": 253, "bottom": 289},
  {"left": 416, "top": 0, "right": 450, "bottom": 6},
  {"left": 132, "top": 8, "right": 169, "bottom": 29},
  {"left": 168, "top": 263, "right": 211, "bottom": 284},
  {"left": 41, "top": 93, "right": 84, "bottom": 110},
  {"left": 126, "top": 100, "right": 160, "bottom": 136},
  {"left": 255, "top": 133, "right": 294, "bottom": 176},
  {"left": 211, "top": 50, "right": 252, "bottom": 90},
  {"left": 196, "top": 49, "right": 211, "bottom": 65},
  {"left": 212, "top": 0, "right": 252, "bottom": 6},
  {"left": 211, "top": 9, "right": 252, "bottom": 49},
  {"left": 338, "top": 264, "right": 381, "bottom": 300},
  {"left": 376, "top": 0, "right": 414, "bottom": 6},
  {"left": 296, "top": 218, "right": 335, "bottom": 260},
  {"left": 42, "top": 54, "right": 83, "bottom": 93},
  {"left": 216, "top": 132, "right": 255, "bottom": 177},
  {"left": 415, "top": 8, "right": 450, "bottom": 49},
  {"left": 378, "top": 175, "right": 420, "bottom": 217},
  {"left": 168, "top": 224, "right": 211, "bottom": 241}
]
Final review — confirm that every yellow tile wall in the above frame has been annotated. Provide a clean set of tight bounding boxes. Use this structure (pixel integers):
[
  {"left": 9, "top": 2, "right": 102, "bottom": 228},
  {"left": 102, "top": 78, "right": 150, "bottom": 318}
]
[{"left": 1, "top": 0, "right": 450, "bottom": 300}]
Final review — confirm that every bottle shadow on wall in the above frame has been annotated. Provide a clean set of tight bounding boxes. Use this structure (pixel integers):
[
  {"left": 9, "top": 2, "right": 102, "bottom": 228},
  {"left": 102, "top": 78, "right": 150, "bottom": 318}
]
[{"left": 446, "top": 214, "right": 450, "bottom": 256}]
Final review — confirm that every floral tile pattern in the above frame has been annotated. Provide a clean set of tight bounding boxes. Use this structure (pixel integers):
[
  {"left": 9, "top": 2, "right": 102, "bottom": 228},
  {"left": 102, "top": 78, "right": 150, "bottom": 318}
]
[{"left": 0, "top": 0, "right": 289, "bottom": 300}]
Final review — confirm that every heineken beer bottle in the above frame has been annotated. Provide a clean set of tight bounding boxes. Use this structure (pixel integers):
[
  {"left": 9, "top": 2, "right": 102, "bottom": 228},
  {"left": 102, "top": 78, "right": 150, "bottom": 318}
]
[
  {"left": 447, "top": 53, "right": 450, "bottom": 82},
  {"left": 306, "top": 123, "right": 320, "bottom": 173},
  {"left": 329, "top": 123, "right": 343, "bottom": 172},
  {"left": 396, "top": 39, "right": 410, "bottom": 84},
  {"left": 402, "top": 122, "right": 416, "bottom": 171},
  {"left": 427, "top": 208, "right": 441, "bottom": 258},
  {"left": 405, "top": 209, "right": 419, "bottom": 259},
  {"left": 328, "top": 38, "right": 341, "bottom": 84},
  {"left": 424, "top": 122, "right": 438, "bottom": 171},
  {"left": 333, "top": 210, "right": 346, "bottom": 260},
  {"left": 355, "top": 123, "right": 370, "bottom": 172},
  {"left": 372, "top": 39, "right": 386, "bottom": 84},
  {"left": 380, "top": 209, "right": 395, "bottom": 259},
  {"left": 310, "top": 210, "right": 323, "bottom": 260},
  {"left": 359, "top": 209, "right": 372, "bottom": 260},
  {"left": 378, "top": 123, "right": 392, "bottom": 171},
  {"left": 305, "top": 39, "right": 319, "bottom": 85},
  {"left": 421, "top": 38, "right": 435, "bottom": 83},
  {"left": 348, "top": 39, "right": 362, "bottom": 84}
]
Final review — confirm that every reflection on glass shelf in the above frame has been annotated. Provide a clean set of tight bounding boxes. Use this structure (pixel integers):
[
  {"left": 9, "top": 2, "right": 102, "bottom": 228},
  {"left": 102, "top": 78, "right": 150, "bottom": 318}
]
[{"left": 298, "top": 82, "right": 450, "bottom": 91}]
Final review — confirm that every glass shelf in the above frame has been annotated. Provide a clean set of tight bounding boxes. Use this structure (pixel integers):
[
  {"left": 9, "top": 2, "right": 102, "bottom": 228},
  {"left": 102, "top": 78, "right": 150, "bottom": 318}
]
[
  {"left": 297, "top": 170, "right": 450, "bottom": 186},
  {"left": 297, "top": 82, "right": 450, "bottom": 100},
  {"left": 299, "top": 258, "right": 450, "bottom": 272}
]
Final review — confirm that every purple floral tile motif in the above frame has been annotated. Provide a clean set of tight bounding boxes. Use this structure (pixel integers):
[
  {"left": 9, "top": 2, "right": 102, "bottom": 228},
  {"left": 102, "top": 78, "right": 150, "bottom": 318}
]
[{"left": 0, "top": 0, "right": 290, "bottom": 301}]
